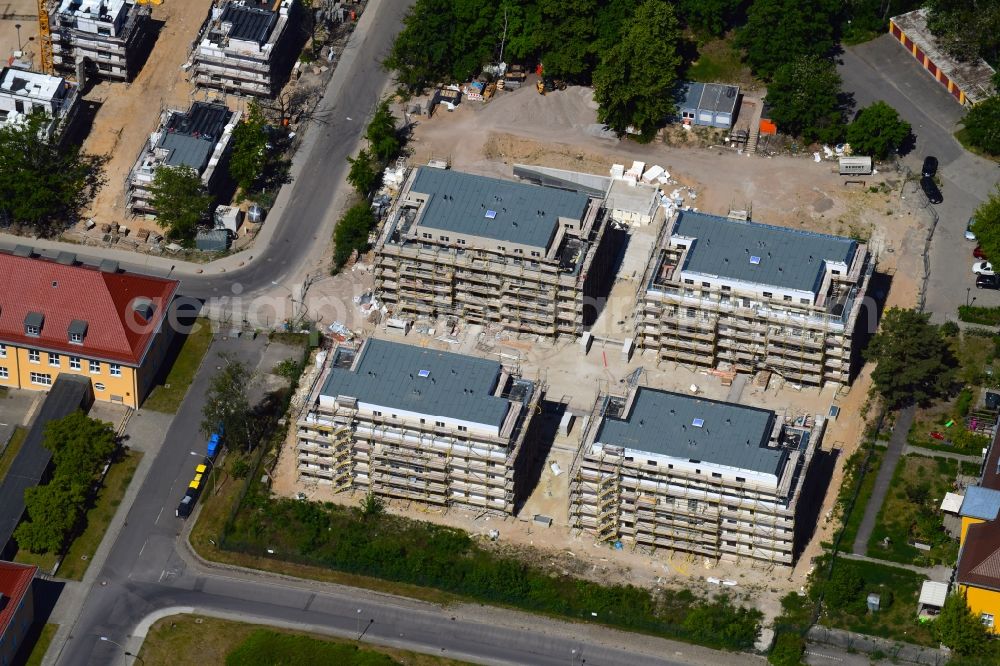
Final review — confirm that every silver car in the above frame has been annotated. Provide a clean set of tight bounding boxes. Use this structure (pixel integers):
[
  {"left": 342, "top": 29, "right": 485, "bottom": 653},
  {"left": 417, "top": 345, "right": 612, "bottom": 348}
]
[{"left": 967, "top": 217, "right": 977, "bottom": 241}]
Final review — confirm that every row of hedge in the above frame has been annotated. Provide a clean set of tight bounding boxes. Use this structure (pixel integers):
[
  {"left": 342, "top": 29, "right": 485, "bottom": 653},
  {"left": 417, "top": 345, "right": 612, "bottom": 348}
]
[
  {"left": 957, "top": 305, "right": 1000, "bottom": 326},
  {"left": 221, "top": 493, "right": 763, "bottom": 652}
]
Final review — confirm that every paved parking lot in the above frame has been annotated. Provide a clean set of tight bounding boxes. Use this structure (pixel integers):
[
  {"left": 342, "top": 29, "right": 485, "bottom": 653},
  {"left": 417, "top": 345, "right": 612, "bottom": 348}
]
[
  {"left": 839, "top": 35, "right": 1000, "bottom": 319},
  {"left": 0, "top": 388, "right": 42, "bottom": 451}
]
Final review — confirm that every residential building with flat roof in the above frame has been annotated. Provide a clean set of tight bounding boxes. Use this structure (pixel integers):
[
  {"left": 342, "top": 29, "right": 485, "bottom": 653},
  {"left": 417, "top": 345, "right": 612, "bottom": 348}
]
[
  {"left": 374, "top": 167, "right": 620, "bottom": 336},
  {"left": 0, "top": 251, "right": 179, "bottom": 408},
  {"left": 636, "top": 211, "right": 874, "bottom": 386},
  {"left": 52, "top": 0, "right": 150, "bottom": 81},
  {"left": 0, "top": 561, "right": 36, "bottom": 664},
  {"left": 296, "top": 338, "right": 542, "bottom": 514},
  {"left": 189, "top": 0, "right": 299, "bottom": 97},
  {"left": 569, "top": 385, "right": 823, "bottom": 565},
  {"left": 126, "top": 102, "right": 240, "bottom": 216},
  {"left": 0, "top": 68, "right": 79, "bottom": 137}
]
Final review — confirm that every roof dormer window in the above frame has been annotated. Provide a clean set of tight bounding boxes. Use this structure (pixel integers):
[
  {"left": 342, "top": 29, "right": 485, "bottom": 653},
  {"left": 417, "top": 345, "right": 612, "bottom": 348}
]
[
  {"left": 24, "top": 312, "right": 44, "bottom": 337},
  {"left": 68, "top": 319, "right": 88, "bottom": 345}
]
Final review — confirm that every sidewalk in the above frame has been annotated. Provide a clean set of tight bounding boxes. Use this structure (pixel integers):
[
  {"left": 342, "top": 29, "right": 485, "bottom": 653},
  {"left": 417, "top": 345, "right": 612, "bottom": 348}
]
[
  {"left": 852, "top": 406, "right": 915, "bottom": 555},
  {"left": 43, "top": 410, "right": 174, "bottom": 666},
  {"left": 837, "top": 552, "right": 952, "bottom": 582}
]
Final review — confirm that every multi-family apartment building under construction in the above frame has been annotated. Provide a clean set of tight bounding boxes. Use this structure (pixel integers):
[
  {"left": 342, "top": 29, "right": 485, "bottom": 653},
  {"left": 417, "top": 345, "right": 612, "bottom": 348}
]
[
  {"left": 189, "top": 0, "right": 299, "bottom": 98},
  {"left": 126, "top": 102, "right": 240, "bottom": 216},
  {"left": 569, "top": 385, "right": 824, "bottom": 566},
  {"left": 296, "top": 338, "right": 542, "bottom": 514},
  {"left": 636, "top": 210, "right": 874, "bottom": 386},
  {"left": 374, "top": 167, "right": 619, "bottom": 337},
  {"left": 51, "top": 0, "right": 150, "bottom": 81}
]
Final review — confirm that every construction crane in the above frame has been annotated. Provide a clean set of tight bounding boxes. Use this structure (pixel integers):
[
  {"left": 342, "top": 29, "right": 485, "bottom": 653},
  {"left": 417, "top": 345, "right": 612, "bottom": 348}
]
[{"left": 37, "top": 0, "right": 54, "bottom": 74}]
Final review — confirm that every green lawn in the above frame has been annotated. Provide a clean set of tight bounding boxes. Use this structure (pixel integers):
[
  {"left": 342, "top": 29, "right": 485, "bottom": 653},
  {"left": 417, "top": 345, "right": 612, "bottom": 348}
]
[
  {"left": 867, "top": 454, "right": 960, "bottom": 566},
  {"left": 15, "top": 545, "right": 58, "bottom": 573},
  {"left": 835, "top": 447, "right": 884, "bottom": 552},
  {"left": 817, "top": 557, "right": 935, "bottom": 646},
  {"left": 956, "top": 128, "right": 1000, "bottom": 163},
  {"left": 143, "top": 319, "right": 214, "bottom": 413},
  {"left": 685, "top": 37, "right": 757, "bottom": 88},
  {"left": 137, "top": 615, "right": 471, "bottom": 666},
  {"left": 22, "top": 623, "right": 58, "bottom": 666},
  {"left": 0, "top": 426, "right": 27, "bottom": 483},
  {"left": 58, "top": 450, "right": 143, "bottom": 580}
]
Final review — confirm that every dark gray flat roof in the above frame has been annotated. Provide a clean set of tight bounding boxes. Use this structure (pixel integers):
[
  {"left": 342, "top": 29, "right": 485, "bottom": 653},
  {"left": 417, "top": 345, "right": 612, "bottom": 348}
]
[
  {"left": 0, "top": 375, "right": 92, "bottom": 554},
  {"left": 673, "top": 211, "right": 858, "bottom": 293},
  {"left": 159, "top": 102, "right": 232, "bottom": 172},
  {"left": 595, "top": 387, "right": 785, "bottom": 476},
  {"left": 677, "top": 82, "right": 740, "bottom": 114},
  {"left": 321, "top": 339, "right": 512, "bottom": 428},
  {"left": 220, "top": 2, "right": 278, "bottom": 45},
  {"left": 411, "top": 167, "right": 589, "bottom": 249}
]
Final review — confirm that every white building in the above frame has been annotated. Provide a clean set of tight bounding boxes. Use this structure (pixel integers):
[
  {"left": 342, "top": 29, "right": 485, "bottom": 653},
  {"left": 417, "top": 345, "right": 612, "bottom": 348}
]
[
  {"left": 52, "top": 0, "right": 150, "bottom": 81},
  {"left": 125, "top": 102, "right": 240, "bottom": 216},
  {"left": 189, "top": 0, "right": 299, "bottom": 98},
  {"left": 0, "top": 68, "right": 78, "bottom": 136},
  {"left": 296, "top": 338, "right": 543, "bottom": 514}
]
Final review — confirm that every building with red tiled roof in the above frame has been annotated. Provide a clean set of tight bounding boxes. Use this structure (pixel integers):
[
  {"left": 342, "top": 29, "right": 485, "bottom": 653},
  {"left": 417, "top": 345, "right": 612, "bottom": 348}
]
[
  {"left": 0, "top": 561, "right": 37, "bottom": 665},
  {"left": 0, "top": 252, "right": 179, "bottom": 408}
]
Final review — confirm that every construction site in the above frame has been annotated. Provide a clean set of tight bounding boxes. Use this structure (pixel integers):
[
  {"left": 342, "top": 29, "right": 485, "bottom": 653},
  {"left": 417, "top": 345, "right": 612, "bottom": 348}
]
[
  {"left": 374, "top": 166, "right": 622, "bottom": 337},
  {"left": 295, "top": 337, "right": 543, "bottom": 515}
]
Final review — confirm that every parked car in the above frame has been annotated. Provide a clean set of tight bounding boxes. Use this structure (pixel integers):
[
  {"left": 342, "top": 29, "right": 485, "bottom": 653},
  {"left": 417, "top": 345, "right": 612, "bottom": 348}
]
[
  {"left": 973, "top": 261, "right": 994, "bottom": 275},
  {"left": 975, "top": 246, "right": 988, "bottom": 259},
  {"left": 977, "top": 274, "right": 1000, "bottom": 289},
  {"left": 967, "top": 217, "right": 978, "bottom": 241},
  {"left": 922, "top": 156, "right": 938, "bottom": 178},
  {"left": 921, "top": 176, "right": 943, "bottom": 204}
]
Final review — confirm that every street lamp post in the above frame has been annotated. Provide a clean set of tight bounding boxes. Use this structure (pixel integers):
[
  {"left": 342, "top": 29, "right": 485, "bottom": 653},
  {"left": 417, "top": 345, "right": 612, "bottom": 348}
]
[
  {"left": 99, "top": 636, "right": 144, "bottom": 665},
  {"left": 14, "top": 24, "right": 22, "bottom": 52},
  {"left": 356, "top": 608, "right": 362, "bottom": 638}
]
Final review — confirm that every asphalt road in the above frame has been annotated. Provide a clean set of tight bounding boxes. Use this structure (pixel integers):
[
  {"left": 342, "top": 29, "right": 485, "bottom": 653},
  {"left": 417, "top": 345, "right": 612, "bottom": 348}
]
[
  {"left": 53, "top": 330, "right": 740, "bottom": 666},
  {"left": 838, "top": 35, "right": 1000, "bottom": 318}
]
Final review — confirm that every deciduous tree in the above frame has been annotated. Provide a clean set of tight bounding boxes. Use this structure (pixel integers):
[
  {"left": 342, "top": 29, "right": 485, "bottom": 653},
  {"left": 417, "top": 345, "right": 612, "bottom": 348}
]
[
  {"left": 676, "top": 0, "right": 744, "bottom": 37},
  {"left": 536, "top": 0, "right": 598, "bottom": 81},
  {"left": 863, "top": 308, "right": 957, "bottom": 408},
  {"left": 935, "top": 592, "right": 989, "bottom": 655},
  {"left": 927, "top": 0, "right": 1000, "bottom": 65},
  {"left": 737, "top": 0, "right": 839, "bottom": 79},
  {"left": 229, "top": 101, "right": 269, "bottom": 193},
  {"left": 765, "top": 56, "right": 845, "bottom": 143},
  {"left": 0, "top": 110, "right": 105, "bottom": 235},
  {"left": 347, "top": 149, "right": 381, "bottom": 197},
  {"left": 149, "top": 165, "right": 212, "bottom": 247},
  {"left": 384, "top": 0, "right": 457, "bottom": 93},
  {"left": 202, "top": 354, "right": 256, "bottom": 451},
  {"left": 960, "top": 95, "right": 1000, "bottom": 156},
  {"left": 14, "top": 480, "right": 81, "bottom": 553},
  {"left": 45, "top": 411, "right": 117, "bottom": 486},
  {"left": 845, "top": 101, "right": 911, "bottom": 159},
  {"left": 593, "top": 0, "right": 682, "bottom": 140},
  {"left": 333, "top": 202, "right": 375, "bottom": 269},
  {"left": 365, "top": 99, "right": 400, "bottom": 162},
  {"left": 971, "top": 185, "right": 1000, "bottom": 260}
]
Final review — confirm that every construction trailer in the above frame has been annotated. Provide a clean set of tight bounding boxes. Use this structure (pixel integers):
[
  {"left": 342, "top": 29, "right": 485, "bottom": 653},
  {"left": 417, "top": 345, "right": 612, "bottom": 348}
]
[
  {"left": 568, "top": 384, "right": 824, "bottom": 566},
  {"left": 125, "top": 102, "right": 241, "bottom": 216},
  {"left": 635, "top": 210, "right": 874, "bottom": 387},
  {"left": 373, "top": 167, "right": 620, "bottom": 337},
  {"left": 189, "top": 0, "right": 300, "bottom": 98},
  {"left": 50, "top": 0, "right": 151, "bottom": 81},
  {"left": 295, "top": 338, "right": 543, "bottom": 515}
]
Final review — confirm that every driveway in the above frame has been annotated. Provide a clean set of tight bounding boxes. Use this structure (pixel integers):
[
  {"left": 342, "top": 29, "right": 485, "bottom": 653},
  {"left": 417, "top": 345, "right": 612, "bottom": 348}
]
[{"left": 838, "top": 35, "right": 1000, "bottom": 319}]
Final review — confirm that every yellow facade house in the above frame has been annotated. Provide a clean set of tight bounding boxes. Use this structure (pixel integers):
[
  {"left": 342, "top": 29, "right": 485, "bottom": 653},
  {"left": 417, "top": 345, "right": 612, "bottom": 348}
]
[
  {"left": 0, "top": 253, "right": 178, "bottom": 408},
  {"left": 956, "top": 481, "right": 1000, "bottom": 632}
]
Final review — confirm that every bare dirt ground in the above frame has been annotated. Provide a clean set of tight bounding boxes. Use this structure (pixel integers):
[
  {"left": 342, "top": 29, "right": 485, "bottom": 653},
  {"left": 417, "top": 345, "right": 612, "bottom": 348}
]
[
  {"left": 75, "top": 0, "right": 217, "bottom": 238},
  {"left": 0, "top": 0, "right": 37, "bottom": 64}
]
